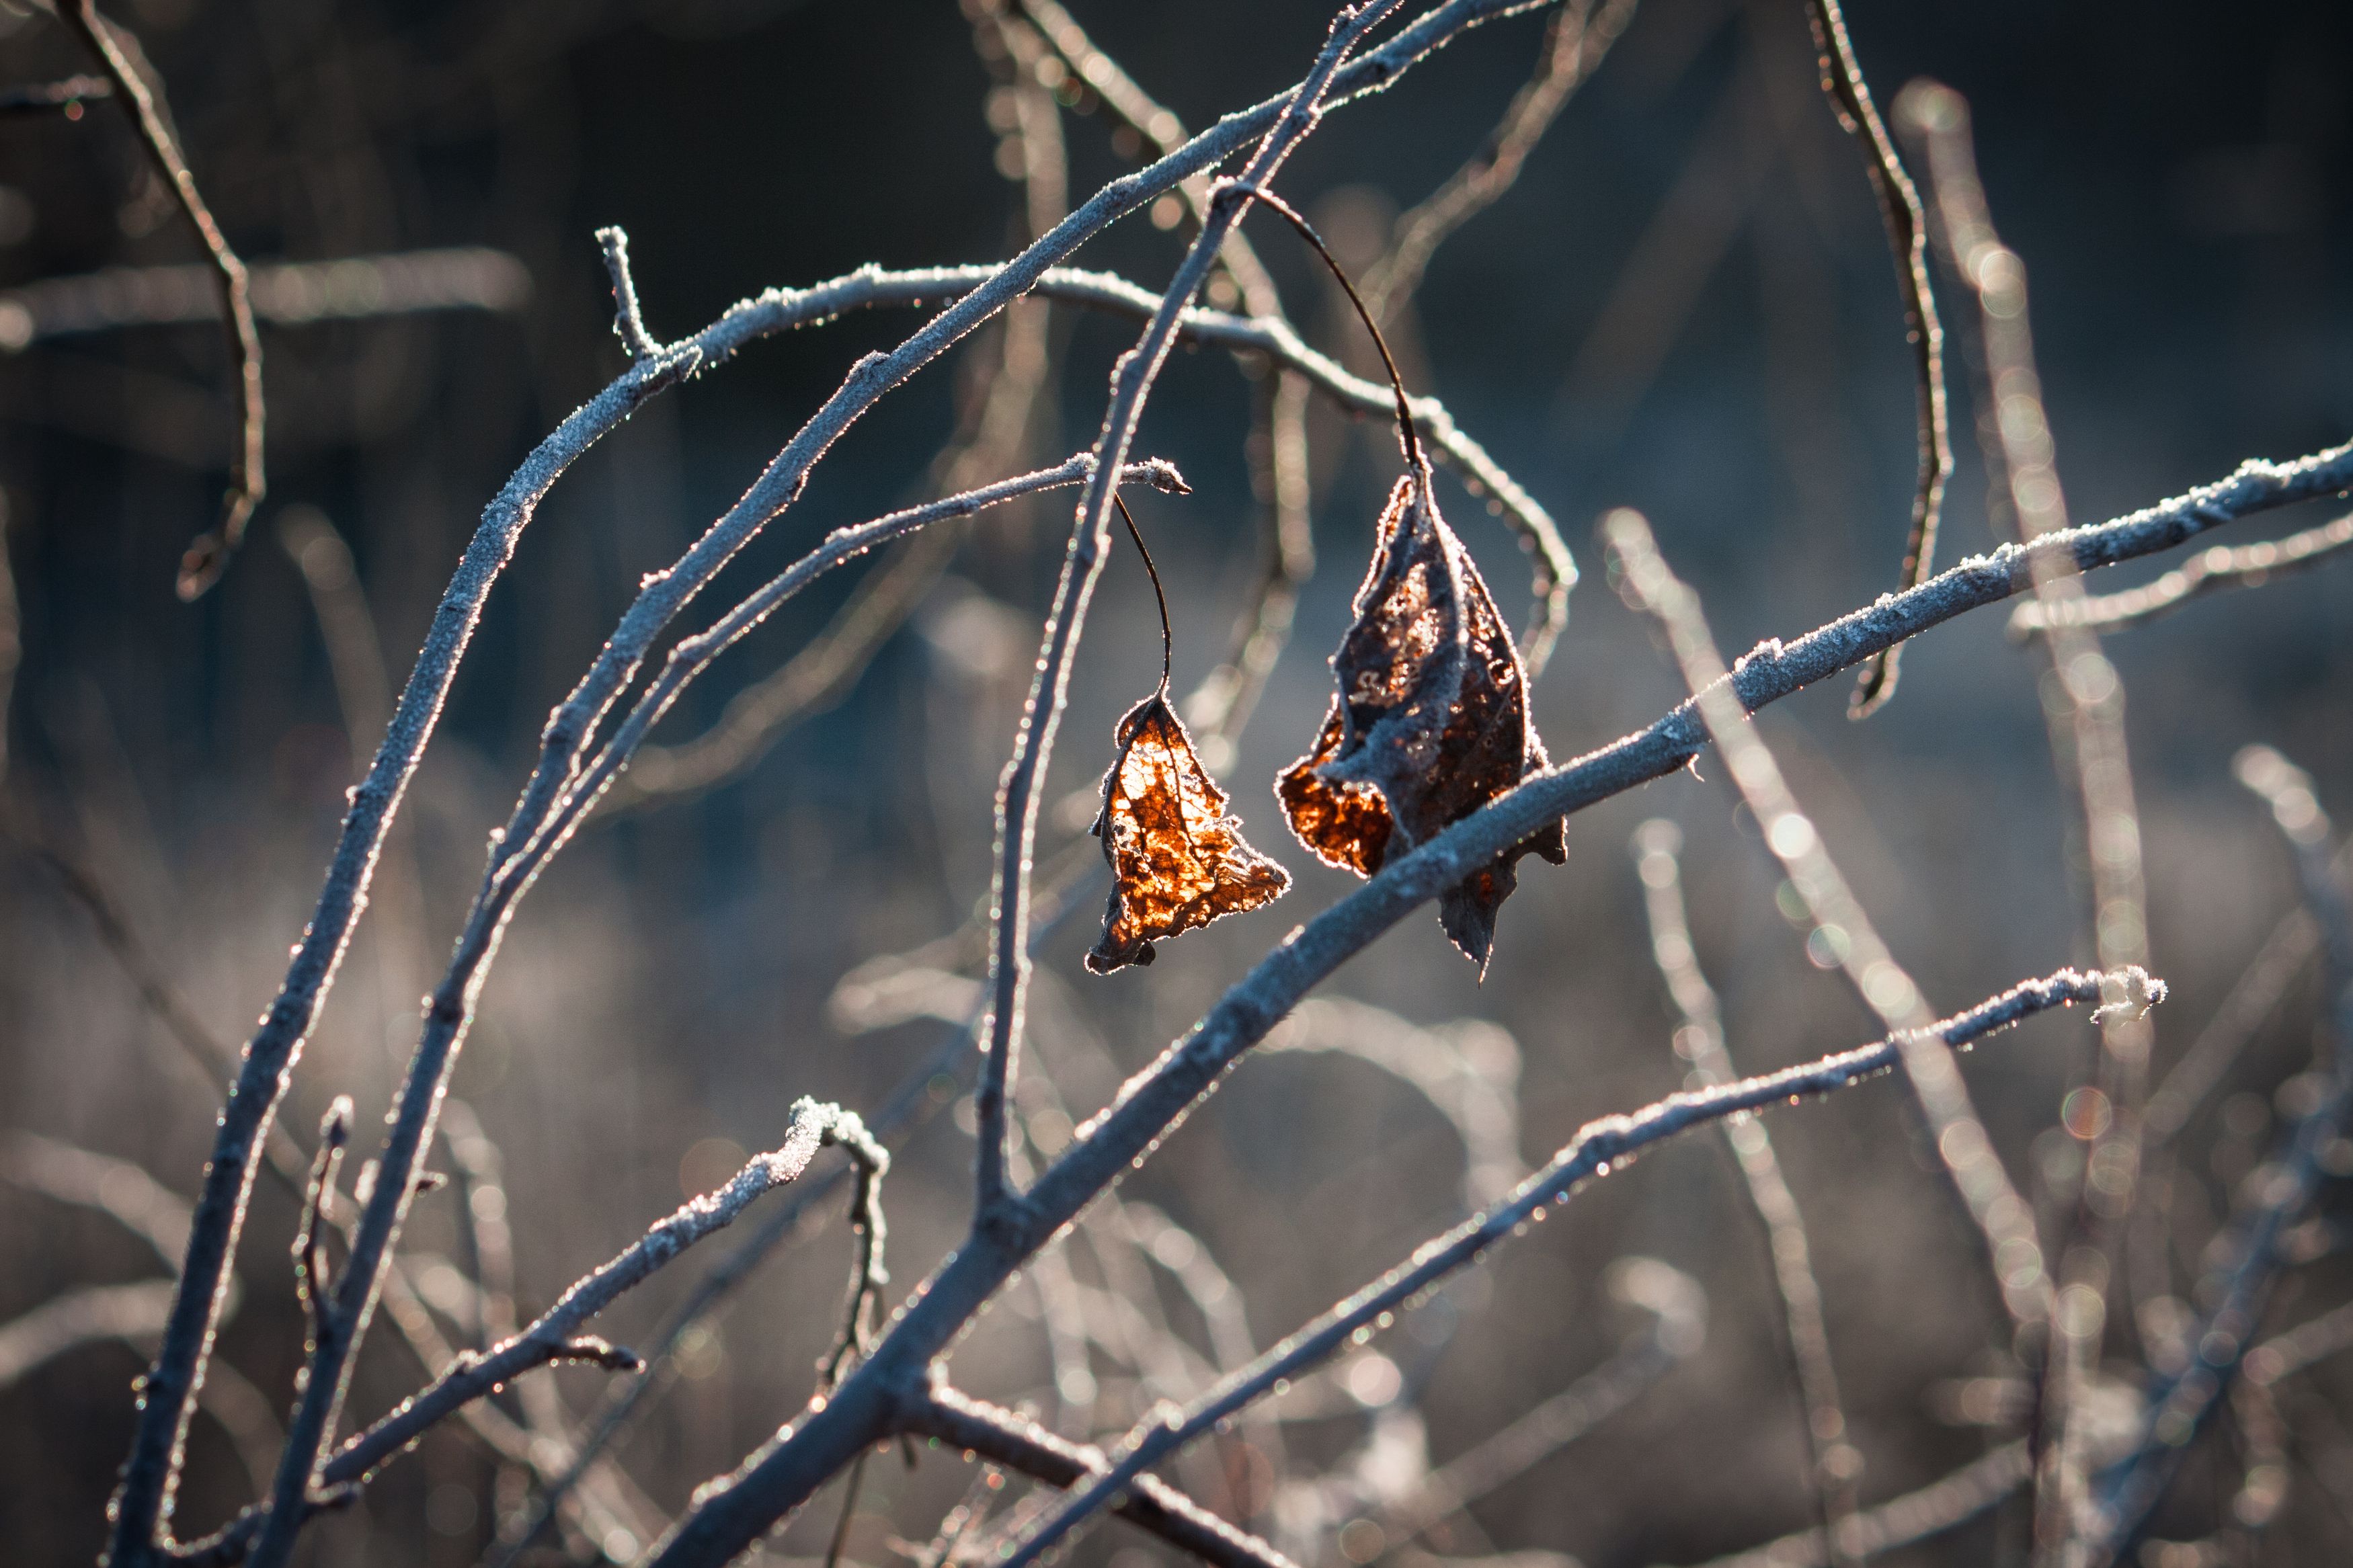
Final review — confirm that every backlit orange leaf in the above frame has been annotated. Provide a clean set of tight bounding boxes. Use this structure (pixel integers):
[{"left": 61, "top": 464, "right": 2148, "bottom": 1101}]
[
  {"left": 1277, "top": 472, "right": 1564, "bottom": 971},
  {"left": 1086, "top": 691, "right": 1291, "bottom": 975}
]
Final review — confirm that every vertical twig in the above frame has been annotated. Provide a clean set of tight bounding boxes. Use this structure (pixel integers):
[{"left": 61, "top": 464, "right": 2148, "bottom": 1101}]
[
  {"left": 970, "top": 0, "right": 1411, "bottom": 1222},
  {"left": 2096, "top": 749, "right": 2353, "bottom": 1556},
  {"left": 1604, "top": 507, "right": 2064, "bottom": 1336},
  {"left": 1011, "top": 0, "right": 1328, "bottom": 729},
  {"left": 1633, "top": 821, "right": 1862, "bottom": 1566},
  {"left": 1892, "top": 81, "right": 2153, "bottom": 1562},
  {"left": 1800, "top": 0, "right": 1948, "bottom": 716},
  {"left": 61, "top": 1, "right": 266, "bottom": 599},
  {"left": 596, "top": 225, "right": 662, "bottom": 360}
]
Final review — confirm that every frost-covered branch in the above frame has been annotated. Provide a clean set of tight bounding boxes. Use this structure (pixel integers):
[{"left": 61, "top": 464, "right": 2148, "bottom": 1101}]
[
  {"left": 112, "top": 0, "right": 1562, "bottom": 1528},
  {"left": 1893, "top": 75, "right": 2155, "bottom": 1550},
  {"left": 190, "top": 1099, "right": 873, "bottom": 1567},
  {"left": 2095, "top": 749, "right": 2353, "bottom": 1557},
  {"left": 621, "top": 432, "right": 2334, "bottom": 1568},
  {"left": 969, "top": 0, "right": 1408, "bottom": 1222},
  {"left": 906, "top": 1387, "right": 1300, "bottom": 1568},
  {"left": 1804, "top": 0, "right": 1948, "bottom": 714},
  {"left": 990, "top": 971, "right": 2135, "bottom": 1568},
  {"left": 1632, "top": 821, "right": 1859, "bottom": 1565},
  {"left": 2009, "top": 511, "right": 2353, "bottom": 635}
]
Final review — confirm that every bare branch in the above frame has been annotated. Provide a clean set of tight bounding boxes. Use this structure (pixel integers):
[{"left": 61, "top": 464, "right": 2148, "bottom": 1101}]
[
  {"left": 0, "top": 1281, "right": 180, "bottom": 1388},
  {"left": 595, "top": 225, "right": 660, "bottom": 360},
  {"left": 245, "top": 451, "right": 1146, "bottom": 1568},
  {"left": 1608, "top": 505, "right": 2078, "bottom": 1335},
  {"left": 0, "top": 1134, "right": 193, "bottom": 1275},
  {"left": 0, "top": 249, "right": 529, "bottom": 352},
  {"left": 290, "top": 1101, "right": 352, "bottom": 1364},
  {"left": 217, "top": 24, "right": 1553, "bottom": 1531},
  {"left": 1894, "top": 77, "right": 2155, "bottom": 1551},
  {"left": 2245, "top": 1300, "right": 2353, "bottom": 1389},
  {"left": 635, "top": 433, "right": 2338, "bottom": 1568},
  {"left": 817, "top": 1114, "right": 891, "bottom": 1389},
  {"left": 907, "top": 1387, "right": 1302, "bottom": 1568},
  {"left": 991, "top": 971, "right": 2136, "bottom": 1568},
  {"left": 2009, "top": 511, "right": 2353, "bottom": 635},
  {"left": 1687, "top": 1443, "right": 2032, "bottom": 1568},
  {"left": 489, "top": 868, "right": 1103, "bottom": 1568},
  {"left": 2096, "top": 748, "right": 2353, "bottom": 1555},
  {"left": 188, "top": 1098, "right": 878, "bottom": 1567},
  {"left": 969, "top": 0, "right": 1407, "bottom": 1222},
  {"left": 1632, "top": 821, "right": 1860, "bottom": 1566},
  {"left": 1801, "top": 0, "right": 1950, "bottom": 715},
  {"left": 1361, "top": 0, "right": 1638, "bottom": 323},
  {"left": 61, "top": 0, "right": 264, "bottom": 599}
]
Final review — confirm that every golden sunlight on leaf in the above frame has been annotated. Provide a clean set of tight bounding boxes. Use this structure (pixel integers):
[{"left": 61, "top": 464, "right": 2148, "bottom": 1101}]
[
  {"left": 1086, "top": 691, "right": 1291, "bottom": 975},
  {"left": 1277, "top": 472, "right": 1564, "bottom": 971}
]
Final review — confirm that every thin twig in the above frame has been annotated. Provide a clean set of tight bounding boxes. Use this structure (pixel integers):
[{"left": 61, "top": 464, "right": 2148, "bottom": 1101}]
[
  {"left": 968, "top": 0, "right": 1404, "bottom": 1223},
  {"left": 1632, "top": 821, "right": 1862, "bottom": 1566},
  {"left": 2095, "top": 748, "right": 2353, "bottom": 1557},
  {"left": 2009, "top": 512, "right": 2353, "bottom": 636},
  {"left": 1361, "top": 0, "right": 1638, "bottom": 323},
  {"left": 1236, "top": 187, "right": 1422, "bottom": 472},
  {"left": 62, "top": 0, "right": 264, "bottom": 599},
  {"left": 595, "top": 225, "right": 660, "bottom": 360},
  {"left": 906, "top": 1388, "right": 1302, "bottom": 1568},
  {"left": 1606, "top": 506, "right": 2077, "bottom": 1335},
  {"left": 188, "top": 1099, "right": 875, "bottom": 1567},
  {"left": 817, "top": 1113, "right": 891, "bottom": 1390},
  {"left": 988, "top": 971, "right": 2134, "bottom": 1568},
  {"left": 290, "top": 1101, "right": 351, "bottom": 1362},
  {"left": 0, "top": 249, "right": 528, "bottom": 352},
  {"left": 1893, "top": 78, "right": 2154, "bottom": 1559},
  {"left": 1801, "top": 0, "right": 1949, "bottom": 716},
  {"left": 637, "top": 435, "right": 2330, "bottom": 1568}
]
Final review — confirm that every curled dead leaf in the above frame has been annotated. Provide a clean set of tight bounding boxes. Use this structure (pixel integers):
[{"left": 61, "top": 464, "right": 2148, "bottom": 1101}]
[
  {"left": 1277, "top": 472, "right": 1564, "bottom": 971},
  {"left": 1087, "top": 690, "right": 1291, "bottom": 974}
]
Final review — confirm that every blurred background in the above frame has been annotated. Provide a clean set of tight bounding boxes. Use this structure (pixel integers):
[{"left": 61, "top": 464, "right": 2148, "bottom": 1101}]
[{"left": 3, "top": 0, "right": 2351, "bottom": 1563}]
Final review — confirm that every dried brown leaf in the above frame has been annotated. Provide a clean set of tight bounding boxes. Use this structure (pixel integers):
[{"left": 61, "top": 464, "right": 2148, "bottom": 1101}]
[
  {"left": 1277, "top": 473, "right": 1564, "bottom": 970},
  {"left": 1087, "top": 691, "right": 1291, "bottom": 975}
]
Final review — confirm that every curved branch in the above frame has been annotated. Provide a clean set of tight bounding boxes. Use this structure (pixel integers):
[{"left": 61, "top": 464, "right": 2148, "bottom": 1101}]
[
  {"left": 994, "top": 971, "right": 2140, "bottom": 1567},
  {"left": 183, "top": 1099, "right": 873, "bottom": 1568},
  {"left": 1803, "top": 0, "right": 1949, "bottom": 714},
  {"left": 644, "top": 435, "right": 2346, "bottom": 1568},
  {"left": 63, "top": 0, "right": 264, "bottom": 597},
  {"left": 1632, "top": 822, "right": 1859, "bottom": 1564},
  {"left": 1362, "top": 0, "right": 1638, "bottom": 321}
]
